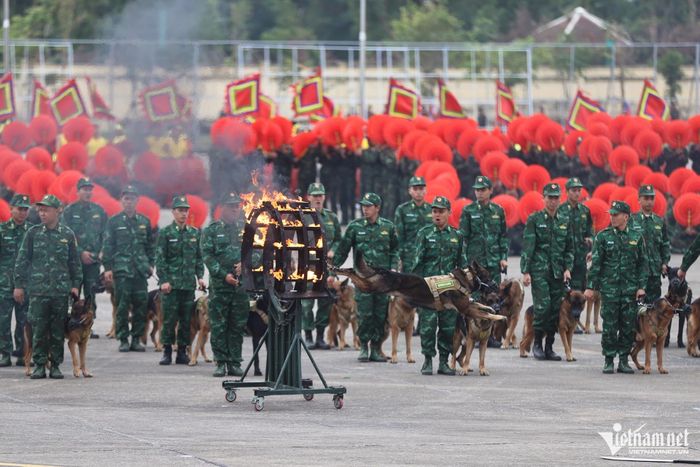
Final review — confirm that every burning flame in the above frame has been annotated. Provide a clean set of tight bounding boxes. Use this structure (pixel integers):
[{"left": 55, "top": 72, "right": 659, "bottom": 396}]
[
  {"left": 316, "top": 237, "right": 323, "bottom": 248},
  {"left": 282, "top": 219, "right": 303, "bottom": 227},
  {"left": 273, "top": 241, "right": 283, "bottom": 249},
  {"left": 252, "top": 266, "right": 263, "bottom": 272},
  {"left": 287, "top": 269, "right": 322, "bottom": 283},
  {"left": 253, "top": 227, "right": 268, "bottom": 247},
  {"left": 286, "top": 239, "right": 305, "bottom": 248},
  {"left": 270, "top": 269, "right": 284, "bottom": 280},
  {"left": 308, "top": 223, "right": 320, "bottom": 228}
]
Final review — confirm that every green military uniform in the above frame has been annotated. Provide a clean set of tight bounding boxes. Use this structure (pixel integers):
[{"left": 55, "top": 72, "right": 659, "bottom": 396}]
[
  {"left": 377, "top": 147, "right": 400, "bottom": 218},
  {"left": 557, "top": 178, "right": 593, "bottom": 292},
  {"left": 587, "top": 201, "right": 648, "bottom": 373},
  {"left": 301, "top": 183, "right": 341, "bottom": 346},
  {"left": 410, "top": 196, "right": 465, "bottom": 375},
  {"left": 102, "top": 186, "right": 155, "bottom": 351},
  {"left": 393, "top": 176, "right": 432, "bottom": 271},
  {"left": 520, "top": 183, "right": 574, "bottom": 360},
  {"left": 62, "top": 178, "right": 107, "bottom": 317},
  {"left": 459, "top": 176, "right": 508, "bottom": 285},
  {"left": 0, "top": 194, "right": 32, "bottom": 366},
  {"left": 332, "top": 192, "right": 399, "bottom": 362},
  {"left": 680, "top": 233, "right": 700, "bottom": 273},
  {"left": 156, "top": 196, "right": 204, "bottom": 364},
  {"left": 360, "top": 145, "right": 381, "bottom": 196},
  {"left": 201, "top": 193, "right": 249, "bottom": 377},
  {"left": 14, "top": 195, "right": 82, "bottom": 378},
  {"left": 629, "top": 185, "right": 670, "bottom": 301}
]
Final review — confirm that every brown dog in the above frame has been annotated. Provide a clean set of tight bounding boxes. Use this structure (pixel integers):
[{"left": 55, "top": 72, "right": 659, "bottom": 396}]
[
  {"left": 491, "top": 279, "right": 525, "bottom": 349},
  {"left": 687, "top": 298, "right": 700, "bottom": 357},
  {"left": 630, "top": 297, "right": 677, "bottom": 374},
  {"left": 584, "top": 289, "right": 602, "bottom": 334},
  {"left": 519, "top": 306, "right": 536, "bottom": 358},
  {"left": 557, "top": 290, "right": 587, "bottom": 362},
  {"left": 188, "top": 295, "right": 212, "bottom": 365},
  {"left": 326, "top": 278, "right": 360, "bottom": 350},
  {"left": 383, "top": 297, "right": 416, "bottom": 364},
  {"left": 450, "top": 300, "right": 499, "bottom": 376}
]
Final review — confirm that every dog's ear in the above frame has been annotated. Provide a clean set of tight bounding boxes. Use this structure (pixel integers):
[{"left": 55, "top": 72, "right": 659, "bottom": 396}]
[{"left": 341, "top": 277, "right": 349, "bottom": 287}]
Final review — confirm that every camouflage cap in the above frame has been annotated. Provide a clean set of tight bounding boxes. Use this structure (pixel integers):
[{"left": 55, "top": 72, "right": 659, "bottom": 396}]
[
  {"left": 472, "top": 175, "right": 492, "bottom": 189},
  {"left": 171, "top": 195, "right": 190, "bottom": 209},
  {"left": 359, "top": 192, "right": 382, "bottom": 206},
  {"left": 638, "top": 184, "right": 656, "bottom": 197},
  {"left": 307, "top": 182, "right": 326, "bottom": 195},
  {"left": 77, "top": 177, "right": 94, "bottom": 189},
  {"left": 408, "top": 176, "right": 426, "bottom": 187},
  {"left": 10, "top": 193, "right": 31, "bottom": 208},
  {"left": 221, "top": 193, "right": 241, "bottom": 205},
  {"left": 431, "top": 196, "right": 451, "bottom": 210},
  {"left": 120, "top": 185, "right": 139, "bottom": 197},
  {"left": 543, "top": 183, "right": 561, "bottom": 197},
  {"left": 565, "top": 177, "right": 583, "bottom": 189},
  {"left": 609, "top": 200, "right": 631, "bottom": 215},
  {"left": 36, "top": 194, "right": 61, "bottom": 208}
]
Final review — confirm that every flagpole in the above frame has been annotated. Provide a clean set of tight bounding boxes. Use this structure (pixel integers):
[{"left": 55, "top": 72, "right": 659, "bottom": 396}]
[
  {"left": 3, "top": 0, "right": 9, "bottom": 73},
  {"left": 359, "top": 0, "right": 366, "bottom": 118}
]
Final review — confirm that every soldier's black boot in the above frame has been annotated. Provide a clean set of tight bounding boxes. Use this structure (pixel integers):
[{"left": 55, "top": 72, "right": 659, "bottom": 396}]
[
  {"left": 212, "top": 362, "right": 226, "bottom": 377},
  {"left": 313, "top": 326, "right": 330, "bottom": 350},
  {"left": 175, "top": 346, "right": 188, "bottom": 364},
  {"left": 357, "top": 341, "right": 369, "bottom": 362},
  {"left": 49, "top": 365, "right": 64, "bottom": 379},
  {"left": 130, "top": 336, "right": 145, "bottom": 352},
  {"left": 532, "top": 330, "right": 546, "bottom": 360},
  {"left": 159, "top": 345, "right": 172, "bottom": 365},
  {"left": 30, "top": 364, "right": 46, "bottom": 379},
  {"left": 437, "top": 355, "right": 455, "bottom": 375},
  {"left": 617, "top": 355, "right": 635, "bottom": 374},
  {"left": 227, "top": 362, "right": 243, "bottom": 377},
  {"left": 304, "top": 330, "right": 314, "bottom": 347},
  {"left": 118, "top": 339, "right": 130, "bottom": 352},
  {"left": 544, "top": 333, "right": 562, "bottom": 361},
  {"left": 421, "top": 356, "right": 433, "bottom": 375},
  {"left": 602, "top": 356, "right": 614, "bottom": 374}
]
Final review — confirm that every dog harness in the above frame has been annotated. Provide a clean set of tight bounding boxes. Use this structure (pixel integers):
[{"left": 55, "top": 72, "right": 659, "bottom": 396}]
[{"left": 424, "top": 271, "right": 472, "bottom": 310}]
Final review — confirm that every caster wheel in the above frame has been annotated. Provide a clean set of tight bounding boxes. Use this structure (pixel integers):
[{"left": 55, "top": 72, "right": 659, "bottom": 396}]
[
  {"left": 303, "top": 393, "right": 314, "bottom": 401},
  {"left": 225, "top": 390, "right": 237, "bottom": 403},
  {"left": 333, "top": 395, "right": 344, "bottom": 410},
  {"left": 253, "top": 397, "right": 265, "bottom": 412}
]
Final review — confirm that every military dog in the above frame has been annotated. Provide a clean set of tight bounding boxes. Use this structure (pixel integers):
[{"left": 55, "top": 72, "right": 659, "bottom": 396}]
[
  {"left": 383, "top": 297, "right": 416, "bottom": 364},
  {"left": 490, "top": 279, "right": 525, "bottom": 349},
  {"left": 583, "top": 289, "right": 602, "bottom": 334},
  {"left": 450, "top": 300, "right": 500, "bottom": 376},
  {"left": 143, "top": 289, "right": 163, "bottom": 351},
  {"left": 687, "top": 297, "right": 700, "bottom": 357},
  {"left": 630, "top": 297, "right": 678, "bottom": 374},
  {"left": 557, "top": 290, "right": 587, "bottom": 362},
  {"left": 188, "top": 295, "right": 212, "bottom": 366},
  {"left": 326, "top": 278, "right": 360, "bottom": 351}
]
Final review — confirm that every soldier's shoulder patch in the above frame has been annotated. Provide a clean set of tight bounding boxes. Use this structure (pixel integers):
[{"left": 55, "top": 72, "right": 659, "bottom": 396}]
[
  {"left": 629, "top": 240, "right": 638, "bottom": 245},
  {"left": 380, "top": 230, "right": 389, "bottom": 235},
  {"left": 60, "top": 238, "right": 68, "bottom": 243}
]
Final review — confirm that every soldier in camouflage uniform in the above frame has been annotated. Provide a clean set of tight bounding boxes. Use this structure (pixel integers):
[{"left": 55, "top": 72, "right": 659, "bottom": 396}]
[
  {"left": 410, "top": 196, "right": 465, "bottom": 376},
  {"left": 102, "top": 186, "right": 155, "bottom": 353},
  {"left": 302, "top": 183, "right": 340, "bottom": 350},
  {"left": 0, "top": 194, "right": 31, "bottom": 367},
  {"left": 521, "top": 183, "right": 573, "bottom": 361},
  {"left": 630, "top": 185, "right": 670, "bottom": 301},
  {"left": 201, "top": 193, "right": 248, "bottom": 377},
  {"left": 377, "top": 147, "right": 400, "bottom": 218},
  {"left": 678, "top": 233, "right": 700, "bottom": 280},
  {"left": 156, "top": 196, "right": 205, "bottom": 365},
  {"left": 459, "top": 176, "right": 508, "bottom": 285},
  {"left": 330, "top": 192, "right": 399, "bottom": 362},
  {"left": 14, "top": 195, "right": 81, "bottom": 379},
  {"left": 393, "top": 176, "right": 432, "bottom": 271},
  {"left": 585, "top": 201, "right": 648, "bottom": 374},
  {"left": 62, "top": 177, "right": 107, "bottom": 339},
  {"left": 360, "top": 145, "right": 380, "bottom": 202}
]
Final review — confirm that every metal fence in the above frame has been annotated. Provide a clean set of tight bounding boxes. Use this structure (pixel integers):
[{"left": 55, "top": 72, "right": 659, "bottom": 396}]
[{"left": 3, "top": 39, "right": 700, "bottom": 125}]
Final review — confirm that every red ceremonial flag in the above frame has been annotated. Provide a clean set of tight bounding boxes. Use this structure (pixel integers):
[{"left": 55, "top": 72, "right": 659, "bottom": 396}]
[
  {"left": 291, "top": 69, "right": 324, "bottom": 116},
  {"left": 386, "top": 78, "right": 420, "bottom": 119},
  {"left": 566, "top": 89, "right": 603, "bottom": 131},
  {"left": 50, "top": 79, "right": 88, "bottom": 126},
  {"left": 0, "top": 73, "right": 16, "bottom": 122},
  {"left": 86, "top": 77, "right": 115, "bottom": 121},
  {"left": 637, "top": 79, "right": 670, "bottom": 121},
  {"left": 31, "top": 80, "right": 52, "bottom": 119},
  {"left": 139, "top": 80, "right": 183, "bottom": 123},
  {"left": 496, "top": 80, "right": 516, "bottom": 125},
  {"left": 437, "top": 78, "right": 464, "bottom": 118},
  {"left": 309, "top": 96, "right": 338, "bottom": 122},
  {"left": 225, "top": 73, "right": 260, "bottom": 117}
]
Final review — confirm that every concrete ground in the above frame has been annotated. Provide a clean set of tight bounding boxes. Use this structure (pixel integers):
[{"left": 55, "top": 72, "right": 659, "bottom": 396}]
[{"left": 1, "top": 253, "right": 699, "bottom": 467}]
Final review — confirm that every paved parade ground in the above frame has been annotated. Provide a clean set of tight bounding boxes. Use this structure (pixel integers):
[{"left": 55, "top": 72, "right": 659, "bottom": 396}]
[{"left": 0, "top": 254, "right": 698, "bottom": 466}]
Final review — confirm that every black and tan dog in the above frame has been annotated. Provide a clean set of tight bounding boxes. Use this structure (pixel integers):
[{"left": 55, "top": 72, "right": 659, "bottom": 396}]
[
  {"left": 382, "top": 297, "right": 416, "bottom": 364},
  {"left": 687, "top": 297, "right": 700, "bottom": 357},
  {"left": 491, "top": 279, "right": 525, "bottom": 350},
  {"left": 557, "top": 290, "right": 587, "bottom": 362},
  {"left": 450, "top": 299, "right": 500, "bottom": 376},
  {"left": 23, "top": 295, "right": 94, "bottom": 377},
  {"left": 326, "top": 278, "right": 360, "bottom": 351},
  {"left": 188, "top": 295, "right": 212, "bottom": 366},
  {"left": 630, "top": 297, "right": 679, "bottom": 374},
  {"left": 583, "top": 289, "right": 602, "bottom": 334},
  {"left": 332, "top": 254, "right": 506, "bottom": 325}
]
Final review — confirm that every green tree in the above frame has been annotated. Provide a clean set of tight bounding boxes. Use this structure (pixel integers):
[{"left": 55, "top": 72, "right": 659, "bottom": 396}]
[
  {"left": 658, "top": 49, "right": 685, "bottom": 102},
  {"left": 390, "top": 2, "right": 466, "bottom": 43}
]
